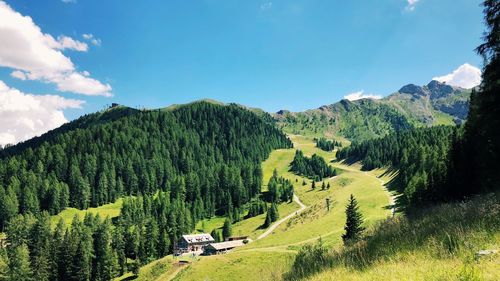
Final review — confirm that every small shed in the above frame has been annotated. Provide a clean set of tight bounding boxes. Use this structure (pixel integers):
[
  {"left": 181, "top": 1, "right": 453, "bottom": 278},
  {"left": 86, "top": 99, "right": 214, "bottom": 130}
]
[
  {"left": 204, "top": 239, "right": 248, "bottom": 255},
  {"left": 226, "top": 236, "right": 249, "bottom": 241}
]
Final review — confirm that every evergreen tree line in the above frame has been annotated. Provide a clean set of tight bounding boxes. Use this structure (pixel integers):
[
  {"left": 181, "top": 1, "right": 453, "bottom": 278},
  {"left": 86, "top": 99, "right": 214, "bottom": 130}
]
[
  {"left": 0, "top": 212, "right": 121, "bottom": 281},
  {"left": 246, "top": 199, "right": 268, "bottom": 218},
  {"left": 315, "top": 138, "right": 341, "bottom": 152},
  {"left": 290, "top": 150, "right": 336, "bottom": 181},
  {"left": 454, "top": 0, "right": 500, "bottom": 197},
  {"left": 0, "top": 102, "right": 292, "bottom": 230},
  {"left": 336, "top": 126, "right": 457, "bottom": 206}
]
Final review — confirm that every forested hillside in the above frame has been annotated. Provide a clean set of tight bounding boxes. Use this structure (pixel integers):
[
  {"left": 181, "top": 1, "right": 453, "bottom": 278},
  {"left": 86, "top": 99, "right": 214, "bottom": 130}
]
[
  {"left": 0, "top": 101, "right": 292, "bottom": 229},
  {"left": 336, "top": 126, "right": 456, "bottom": 206},
  {"left": 0, "top": 101, "right": 293, "bottom": 280}
]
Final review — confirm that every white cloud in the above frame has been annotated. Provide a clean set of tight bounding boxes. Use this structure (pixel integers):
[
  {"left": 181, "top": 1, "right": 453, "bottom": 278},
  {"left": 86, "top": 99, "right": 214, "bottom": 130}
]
[
  {"left": 432, "top": 63, "right": 482, "bottom": 89},
  {"left": 0, "top": 80, "right": 84, "bottom": 146},
  {"left": 0, "top": 1, "right": 111, "bottom": 96},
  {"left": 10, "top": 70, "right": 27, "bottom": 80},
  {"left": 82, "top": 33, "right": 102, "bottom": 46},
  {"left": 260, "top": 2, "right": 272, "bottom": 10},
  {"left": 56, "top": 35, "right": 88, "bottom": 51},
  {"left": 405, "top": 0, "right": 419, "bottom": 11},
  {"left": 344, "top": 90, "right": 382, "bottom": 101},
  {"left": 61, "top": 0, "right": 77, "bottom": 3},
  {"left": 53, "top": 71, "right": 112, "bottom": 96}
]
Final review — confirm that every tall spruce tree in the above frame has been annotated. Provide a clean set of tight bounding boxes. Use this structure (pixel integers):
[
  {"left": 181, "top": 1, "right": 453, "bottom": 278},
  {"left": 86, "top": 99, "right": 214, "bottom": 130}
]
[
  {"left": 341, "top": 195, "right": 365, "bottom": 245},
  {"left": 6, "top": 244, "right": 33, "bottom": 281},
  {"left": 222, "top": 219, "right": 232, "bottom": 241}
]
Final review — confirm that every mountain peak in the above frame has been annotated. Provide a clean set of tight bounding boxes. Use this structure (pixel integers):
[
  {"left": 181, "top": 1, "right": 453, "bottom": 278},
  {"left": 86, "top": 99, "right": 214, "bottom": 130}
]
[
  {"left": 399, "top": 84, "right": 426, "bottom": 96},
  {"left": 426, "top": 80, "right": 455, "bottom": 99}
]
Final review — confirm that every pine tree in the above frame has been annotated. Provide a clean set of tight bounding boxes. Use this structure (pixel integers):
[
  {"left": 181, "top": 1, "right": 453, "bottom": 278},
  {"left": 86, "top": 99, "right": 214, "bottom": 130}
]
[
  {"left": 7, "top": 244, "right": 33, "bottom": 281},
  {"left": 93, "top": 218, "right": 115, "bottom": 281},
  {"left": 0, "top": 187, "right": 19, "bottom": 231},
  {"left": 30, "top": 212, "right": 52, "bottom": 281},
  {"left": 311, "top": 181, "right": 315, "bottom": 190},
  {"left": 210, "top": 229, "right": 221, "bottom": 243},
  {"left": 263, "top": 211, "right": 272, "bottom": 228},
  {"left": 341, "top": 194, "right": 365, "bottom": 245},
  {"left": 269, "top": 203, "right": 279, "bottom": 222},
  {"left": 71, "top": 229, "right": 92, "bottom": 281},
  {"left": 222, "top": 219, "right": 232, "bottom": 241}
]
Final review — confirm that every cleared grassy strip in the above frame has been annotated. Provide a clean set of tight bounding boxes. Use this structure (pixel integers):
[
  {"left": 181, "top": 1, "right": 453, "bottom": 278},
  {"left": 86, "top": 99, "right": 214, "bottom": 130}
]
[
  {"left": 50, "top": 198, "right": 124, "bottom": 227},
  {"left": 194, "top": 216, "right": 226, "bottom": 234}
]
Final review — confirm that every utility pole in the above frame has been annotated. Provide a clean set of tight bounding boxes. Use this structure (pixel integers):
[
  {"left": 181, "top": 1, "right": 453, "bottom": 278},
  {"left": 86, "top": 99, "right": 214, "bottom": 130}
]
[{"left": 326, "top": 197, "right": 331, "bottom": 211}]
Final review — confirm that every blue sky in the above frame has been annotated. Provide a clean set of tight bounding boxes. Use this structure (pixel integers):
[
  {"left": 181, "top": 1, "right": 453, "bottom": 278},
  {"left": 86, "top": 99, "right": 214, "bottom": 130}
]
[{"left": 0, "top": 0, "right": 486, "bottom": 145}]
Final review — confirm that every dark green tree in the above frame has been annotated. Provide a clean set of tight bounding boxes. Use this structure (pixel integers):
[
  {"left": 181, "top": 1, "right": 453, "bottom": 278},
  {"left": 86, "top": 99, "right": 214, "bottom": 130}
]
[
  {"left": 210, "top": 229, "right": 222, "bottom": 243},
  {"left": 341, "top": 195, "right": 365, "bottom": 245},
  {"left": 6, "top": 244, "right": 33, "bottom": 281},
  {"left": 222, "top": 219, "right": 232, "bottom": 241}
]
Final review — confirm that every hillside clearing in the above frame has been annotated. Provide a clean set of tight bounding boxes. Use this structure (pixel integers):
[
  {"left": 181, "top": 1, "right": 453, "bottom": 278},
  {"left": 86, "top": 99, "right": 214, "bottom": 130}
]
[{"left": 170, "top": 134, "right": 394, "bottom": 281}]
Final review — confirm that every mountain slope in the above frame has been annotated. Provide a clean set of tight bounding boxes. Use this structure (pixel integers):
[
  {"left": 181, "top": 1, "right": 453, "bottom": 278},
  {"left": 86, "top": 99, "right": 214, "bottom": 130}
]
[
  {"left": 386, "top": 80, "right": 471, "bottom": 125},
  {"left": 274, "top": 80, "right": 470, "bottom": 142},
  {"left": 0, "top": 101, "right": 291, "bottom": 227}
]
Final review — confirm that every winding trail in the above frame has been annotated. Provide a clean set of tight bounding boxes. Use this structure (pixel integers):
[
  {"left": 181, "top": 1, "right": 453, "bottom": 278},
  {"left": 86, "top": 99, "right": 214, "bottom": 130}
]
[
  {"left": 371, "top": 173, "right": 397, "bottom": 217},
  {"left": 257, "top": 194, "right": 307, "bottom": 240},
  {"left": 338, "top": 164, "right": 396, "bottom": 217}
]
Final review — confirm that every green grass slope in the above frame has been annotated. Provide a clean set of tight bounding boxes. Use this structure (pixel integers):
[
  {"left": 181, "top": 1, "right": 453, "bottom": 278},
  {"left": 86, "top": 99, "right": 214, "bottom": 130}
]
[{"left": 287, "top": 194, "right": 500, "bottom": 281}]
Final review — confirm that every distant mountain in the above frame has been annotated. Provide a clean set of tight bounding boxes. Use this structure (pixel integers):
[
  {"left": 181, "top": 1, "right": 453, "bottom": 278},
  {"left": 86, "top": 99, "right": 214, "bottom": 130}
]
[
  {"left": 274, "top": 80, "right": 471, "bottom": 141},
  {"left": 385, "top": 80, "right": 471, "bottom": 125}
]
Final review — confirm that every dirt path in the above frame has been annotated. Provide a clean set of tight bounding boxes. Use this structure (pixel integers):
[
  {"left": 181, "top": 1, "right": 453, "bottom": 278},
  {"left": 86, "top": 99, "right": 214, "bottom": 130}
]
[
  {"left": 157, "top": 263, "right": 188, "bottom": 281},
  {"left": 257, "top": 194, "right": 307, "bottom": 240},
  {"left": 371, "top": 173, "right": 396, "bottom": 217}
]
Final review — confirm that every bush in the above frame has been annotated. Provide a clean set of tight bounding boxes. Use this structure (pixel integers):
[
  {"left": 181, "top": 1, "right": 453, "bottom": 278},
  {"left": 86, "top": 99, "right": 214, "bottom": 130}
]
[{"left": 283, "top": 241, "right": 333, "bottom": 281}]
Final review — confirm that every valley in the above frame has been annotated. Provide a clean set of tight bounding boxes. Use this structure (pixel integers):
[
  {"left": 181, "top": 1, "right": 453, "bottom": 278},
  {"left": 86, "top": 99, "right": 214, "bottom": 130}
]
[{"left": 119, "top": 134, "right": 393, "bottom": 281}]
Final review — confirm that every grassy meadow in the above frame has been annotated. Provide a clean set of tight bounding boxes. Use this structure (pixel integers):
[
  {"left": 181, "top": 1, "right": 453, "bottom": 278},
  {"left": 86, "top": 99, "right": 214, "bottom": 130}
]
[{"left": 170, "top": 134, "right": 394, "bottom": 281}]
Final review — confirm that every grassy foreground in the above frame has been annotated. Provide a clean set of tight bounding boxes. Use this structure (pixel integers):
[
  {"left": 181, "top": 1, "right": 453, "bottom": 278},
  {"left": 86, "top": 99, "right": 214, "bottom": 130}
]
[{"left": 286, "top": 193, "right": 500, "bottom": 281}]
